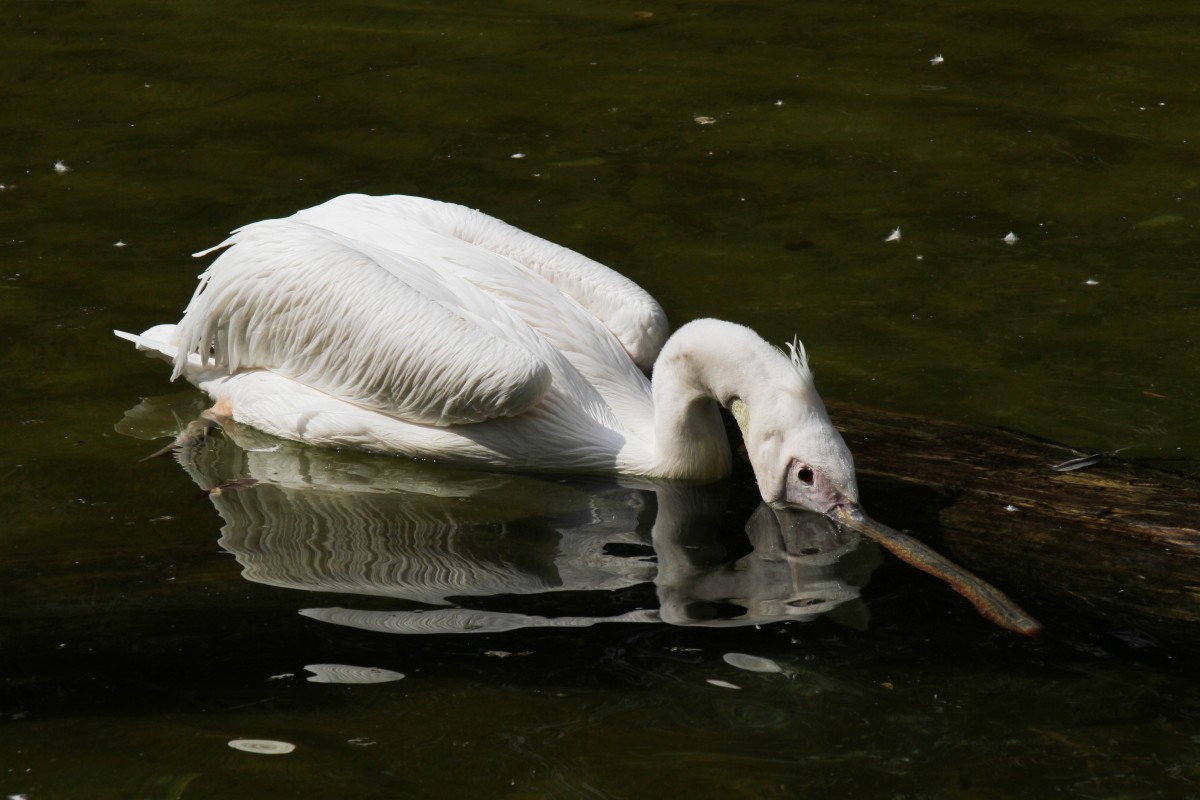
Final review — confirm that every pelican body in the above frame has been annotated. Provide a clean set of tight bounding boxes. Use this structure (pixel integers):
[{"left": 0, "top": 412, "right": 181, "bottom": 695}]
[
  {"left": 117, "top": 194, "right": 1039, "bottom": 636},
  {"left": 118, "top": 194, "right": 853, "bottom": 513}
]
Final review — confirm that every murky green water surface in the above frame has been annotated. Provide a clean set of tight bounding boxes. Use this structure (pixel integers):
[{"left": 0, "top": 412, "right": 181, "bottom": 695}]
[{"left": 3, "top": 2, "right": 1199, "bottom": 798}]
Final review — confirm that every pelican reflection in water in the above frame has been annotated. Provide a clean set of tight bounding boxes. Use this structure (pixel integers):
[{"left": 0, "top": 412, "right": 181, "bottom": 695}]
[{"left": 119, "top": 396, "right": 880, "bottom": 634}]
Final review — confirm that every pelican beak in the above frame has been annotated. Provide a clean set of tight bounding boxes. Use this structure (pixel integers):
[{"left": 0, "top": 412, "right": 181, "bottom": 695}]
[{"left": 829, "top": 503, "right": 1042, "bottom": 638}]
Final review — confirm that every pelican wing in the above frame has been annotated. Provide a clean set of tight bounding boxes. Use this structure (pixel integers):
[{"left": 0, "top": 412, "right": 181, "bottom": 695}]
[
  {"left": 283, "top": 197, "right": 656, "bottom": 432},
  {"left": 174, "top": 220, "right": 552, "bottom": 426},
  {"left": 294, "top": 195, "right": 670, "bottom": 371}
]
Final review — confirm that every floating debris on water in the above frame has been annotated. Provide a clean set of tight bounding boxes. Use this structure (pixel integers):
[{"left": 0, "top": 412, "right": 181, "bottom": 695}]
[
  {"left": 930, "top": 54, "right": 944, "bottom": 65},
  {"left": 1084, "top": 278, "right": 1099, "bottom": 286},
  {"left": 1003, "top": 232, "right": 1019, "bottom": 245},
  {"left": 885, "top": 227, "right": 901, "bottom": 242},
  {"left": 304, "top": 664, "right": 405, "bottom": 684},
  {"left": 706, "top": 679, "right": 742, "bottom": 690},
  {"left": 1051, "top": 446, "right": 1131, "bottom": 473},
  {"left": 1051, "top": 453, "right": 1105, "bottom": 472},
  {"left": 1132, "top": 214, "right": 1183, "bottom": 229},
  {"left": 723, "top": 652, "right": 785, "bottom": 674},
  {"left": 228, "top": 739, "right": 295, "bottom": 755},
  {"left": 694, "top": 115, "right": 717, "bottom": 125}
]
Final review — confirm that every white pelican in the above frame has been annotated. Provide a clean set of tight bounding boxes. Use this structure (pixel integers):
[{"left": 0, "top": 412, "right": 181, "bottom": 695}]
[
  {"left": 116, "top": 193, "right": 855, "bottom": 512},
  {"left": 116, "top": 193, "right": 1040, "bottom": 636}
]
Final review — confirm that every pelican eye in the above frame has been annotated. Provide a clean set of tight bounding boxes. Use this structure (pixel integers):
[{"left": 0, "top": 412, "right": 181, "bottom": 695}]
[{"left": 795, "top": 466, "right": 814, "bottom": 485}]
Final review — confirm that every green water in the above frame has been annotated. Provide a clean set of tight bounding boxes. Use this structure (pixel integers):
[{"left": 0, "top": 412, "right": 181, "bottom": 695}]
[{"left": 3, "top": 2, "right": 1199, "bottom": 798}]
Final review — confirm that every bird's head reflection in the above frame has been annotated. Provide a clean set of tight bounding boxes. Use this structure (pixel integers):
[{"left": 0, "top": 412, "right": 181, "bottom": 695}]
[{"left": 651, "top": 490, "right": 879, "bottom": 628}]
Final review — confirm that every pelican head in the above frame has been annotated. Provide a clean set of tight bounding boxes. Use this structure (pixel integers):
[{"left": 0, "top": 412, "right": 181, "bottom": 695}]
[{"left": 726, "top": 338, "right": 858, "bottom": 516}]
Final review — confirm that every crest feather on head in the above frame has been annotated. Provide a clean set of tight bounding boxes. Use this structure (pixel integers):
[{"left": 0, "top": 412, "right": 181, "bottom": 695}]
[{"left": 783, "top": 336, "right": 814, "bottom": 385}]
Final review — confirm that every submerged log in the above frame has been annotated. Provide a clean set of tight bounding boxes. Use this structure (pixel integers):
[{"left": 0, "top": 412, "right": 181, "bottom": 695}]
[{"left": 825, "top": 400, "right": 1200, "bottom": 649}]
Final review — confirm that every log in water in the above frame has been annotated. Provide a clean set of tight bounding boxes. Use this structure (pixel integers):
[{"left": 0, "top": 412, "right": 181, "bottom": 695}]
[{"left": 825, "top": 401, "right": 1200, "bottom": 649}]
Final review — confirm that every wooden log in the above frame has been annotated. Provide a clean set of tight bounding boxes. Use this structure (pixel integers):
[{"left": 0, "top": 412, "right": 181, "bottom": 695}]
[{"left": 825, "top": 400, "right": 1200, "bottom": 649}]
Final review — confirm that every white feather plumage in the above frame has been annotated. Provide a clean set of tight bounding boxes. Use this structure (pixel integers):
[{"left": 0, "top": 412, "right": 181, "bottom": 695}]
[{"left": 118, "top": 194, "right": 856, "bottom": 510}]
